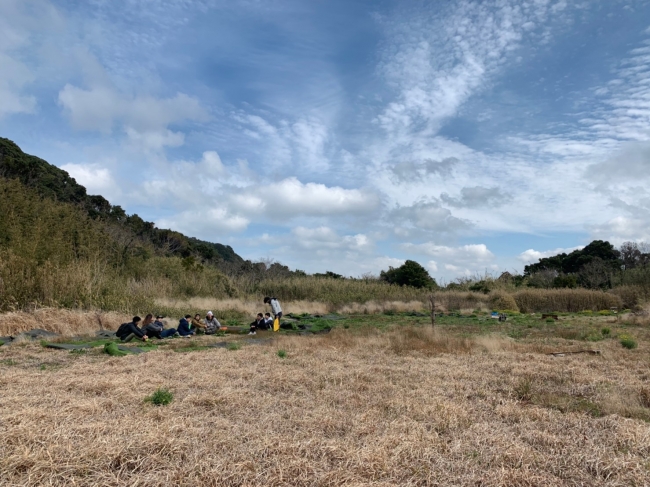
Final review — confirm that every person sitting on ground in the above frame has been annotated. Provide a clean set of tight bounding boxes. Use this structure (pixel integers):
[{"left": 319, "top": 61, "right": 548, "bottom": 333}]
[
  {"left": 116, "top": 316, "right": 148, "bottom": 342},
  {"left": 192, "top": 313, "right": 207, "bottom": 334},
  {"left": 249, "top": 313, "right": 264, "bottom": 335},
  {"left": 143, "top": 314, "right": 178, "bottom": 339},
  {"left": 204, "top": 311, "right": 221, "bottom": 334},
  {"left": 177, "top": 314, "right": 195, "bottom": 337},
  {"left": 264, "top": 297, "right": 283, "bottom": 327},
  {"left": 263, "top": 312, "right": 273, "bottom": 329}
]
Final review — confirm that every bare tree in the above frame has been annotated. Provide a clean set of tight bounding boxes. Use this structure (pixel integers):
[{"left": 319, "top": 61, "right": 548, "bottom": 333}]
[{"left": 578, "top": 258, "right": 611, "bottom": 289}]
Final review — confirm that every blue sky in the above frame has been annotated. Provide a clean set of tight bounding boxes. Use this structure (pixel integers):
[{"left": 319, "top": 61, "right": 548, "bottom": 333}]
[{"left": 2, "top": 0, "right": 650, "bottom": 281}]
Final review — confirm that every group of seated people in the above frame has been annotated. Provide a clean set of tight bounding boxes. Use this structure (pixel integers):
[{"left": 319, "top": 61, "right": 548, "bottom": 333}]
[
  {"left": 115, "top": 311, "right": 225, "bottom": 342},
  {"left": 116, "top": 298, "right": 283, "bottom": 342}
]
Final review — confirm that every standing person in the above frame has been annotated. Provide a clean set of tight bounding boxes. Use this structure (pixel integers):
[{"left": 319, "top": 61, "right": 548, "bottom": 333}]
[
  {"left": 192, "top": 313, "right": 207, "bottom": 334},
  {"left": 249, "top": 313, "right": 264, "bottom": 335},
  {"left": 204, "top": 311, "right": 221, "bottom": 334},
  {"left": 177, "top": 314, "right": 195, "bottom": 337},
  {"left": 116, "top": 316, "right": 149, "bottom": 342},
  {"left": 264, "top": 297, "right": 282, "bottom": 329}
]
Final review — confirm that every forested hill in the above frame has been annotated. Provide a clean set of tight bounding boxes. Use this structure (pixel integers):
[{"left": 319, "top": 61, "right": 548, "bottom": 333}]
[{"left": 0, "top": 137, "right": 242, "bottom": 265}]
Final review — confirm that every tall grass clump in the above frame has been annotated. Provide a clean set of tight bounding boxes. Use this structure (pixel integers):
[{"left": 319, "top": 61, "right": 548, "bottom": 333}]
[
  {"left": 513, "top": 289, "right": 622, "bottom": 313},
  {"left": 240, "top": 277, "right": 430, "bottom": 307}
]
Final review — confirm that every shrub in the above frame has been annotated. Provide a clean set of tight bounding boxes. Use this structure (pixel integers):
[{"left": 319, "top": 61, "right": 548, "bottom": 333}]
[
  {"left": 601, "top": 327, "right": 611, "bottom": 337},
  {"left": 277, "top": 349, "right": 287, "bottom": 359},
  {"left": 144, "top": 387, "right": 173, "bottom": 406},
  {"left": 620, "top": 335, "right": 638, "bottom": 350},
  {"left": 489, "top": 292, "right": 519, "bottom": 312}
]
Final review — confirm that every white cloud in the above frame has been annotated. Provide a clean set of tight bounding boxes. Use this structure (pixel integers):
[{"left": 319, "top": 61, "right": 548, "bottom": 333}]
[
  {"left": 60, "top": 163, "right": 117, "bottom": 196},
  {"left": 391, "top": 157, "right": 458, "bottom": 183},
  {"left": 390, "top": 199, "right": 471, "bottom": 237},
  {"left": 441, "top": 186, "right": 512, "bottom": 208},
  {"left": 404, "top": 243, "right": 494, "bottom": 262},
  {"left": 426, "top": 260, "right": 438, "bottom": 273},
  {"left": 236, "top": 113, "right": 333, "bottom": 173},
  {"left": 591, "top": 217, "right": 650, "bottom": 245},
  {"left": 0, "top": 54, "right": 36, "bottom": 117},
  {"left": 517, "top": 246, "right": 584, "bottom": 264},
  {"left": 58, "top": 84, "right": 208, "bottom": 150},
  {"left": 156, "top": 208, "right": 250, "bottom": 237},
  {"left": 0, "top": 0, "right": 62, "bottom": 118},
  {"left": 228, "top": 178, "right": 381, "bottom": 221},
  {"left": 375, "top": 0, "right": 570, "bottom": 140},
  {"left": 291, "top": 226, "right": 372, "bottom": 252}
]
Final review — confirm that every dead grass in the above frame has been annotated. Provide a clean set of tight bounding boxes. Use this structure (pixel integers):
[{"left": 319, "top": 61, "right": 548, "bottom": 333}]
[
  {"left": 1, "top": 326, "right": 649, "bottom": 486},
  {"left": 0, "top": 308, "right": 130, "bottom": 336}
]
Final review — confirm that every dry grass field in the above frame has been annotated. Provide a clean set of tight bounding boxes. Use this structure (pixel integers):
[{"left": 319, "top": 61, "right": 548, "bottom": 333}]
[{"left": 1, "top": 314, "right": 650, "bottom": 486}]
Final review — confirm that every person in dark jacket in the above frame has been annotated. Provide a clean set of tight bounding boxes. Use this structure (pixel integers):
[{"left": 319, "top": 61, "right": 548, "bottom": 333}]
[
  {"left": 116, "top": 316, "right": 148, "bottom": 342},
  {"left": 177, "top": 314, "right": 195, "bottom": 337},
  {"left": 142, "top": 314, "right": 177, "bottom": 339},
  {"left": 249, "top": 313, "right": 264, "bottom": 335}
]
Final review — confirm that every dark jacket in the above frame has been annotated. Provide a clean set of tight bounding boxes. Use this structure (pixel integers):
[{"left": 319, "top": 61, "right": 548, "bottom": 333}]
[
  {"left": 250, "top": 318, "right": 265, "bottom": 330},
  {"left": 178, "top": 318, "right": 194, "bottom": 336},
  {"left": 143, "top": 321, "right": 164, "bottom": 339},
  {"left": 116, "top": 322, "right": 146, "bottom": 340}
]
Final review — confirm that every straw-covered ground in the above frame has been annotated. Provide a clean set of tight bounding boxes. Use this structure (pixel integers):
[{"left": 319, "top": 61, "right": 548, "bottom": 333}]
[{"left": 2, "top": 313, "right": 650, "bottom": 486}]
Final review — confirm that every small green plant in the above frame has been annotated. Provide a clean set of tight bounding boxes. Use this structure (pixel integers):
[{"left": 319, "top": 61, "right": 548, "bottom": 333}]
[
  {"left": 277, "top": 349, "right": 287, "bottom": 359},
  {"left": 40, "top": 364, "right": 46, "bottom": 370},
  {"left": 103, "top": 342, "right": 127, "bottom": 356},
  {"left": 40, "top": 340, "right": 48, "bottom": 347},
  {"left": 598, "top": 310, "right": 611, "bottom": 316},
  {"left": 586, "top": 332, "right": 603, "bottom": 342},
  {"left": 1, "top": 359, "right": 17, "bottom": 366},
  {"left": 545, "top": 318, "right": 555, "bottom": 323},
  {"left": 145, "top": 387, "right": 173, "bottom": 406},
  {"left": 343, "top": 324, "right": 350, "bottom": 329},
  {"left": 620, "top": 335, "right": 638, "bottom": 350},
  {"left": 226, "top": 319, "right": 240, "bottom": 327},
  {"left": 514, "top": 376, "right": 532, "bottom": 401},
  {"left": 601, "top": 327, "right": 611, "bottom": 337},
  {"left": 226, "top": 342, "right": 241, "bottom": 351}
]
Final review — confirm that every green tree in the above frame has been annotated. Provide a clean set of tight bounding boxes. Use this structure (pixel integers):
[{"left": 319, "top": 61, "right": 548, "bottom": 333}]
[{"left": 380, "top": 260, "right": 437, "bottom": 289}]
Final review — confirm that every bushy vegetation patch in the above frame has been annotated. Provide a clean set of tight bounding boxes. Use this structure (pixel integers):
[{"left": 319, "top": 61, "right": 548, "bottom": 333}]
[{"left": 144, "top": 387, "right": 173, "bottom": 406}]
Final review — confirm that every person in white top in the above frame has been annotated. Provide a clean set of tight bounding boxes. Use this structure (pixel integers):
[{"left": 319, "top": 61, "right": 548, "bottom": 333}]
[{"left": 263, "top": 297, "right": 282, "bottom": 326}]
